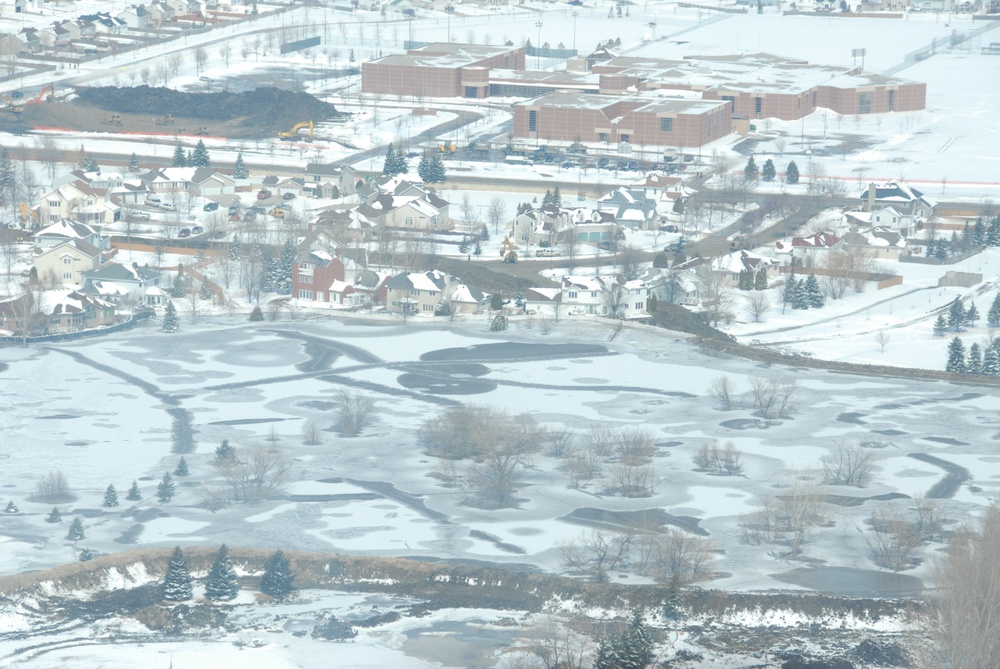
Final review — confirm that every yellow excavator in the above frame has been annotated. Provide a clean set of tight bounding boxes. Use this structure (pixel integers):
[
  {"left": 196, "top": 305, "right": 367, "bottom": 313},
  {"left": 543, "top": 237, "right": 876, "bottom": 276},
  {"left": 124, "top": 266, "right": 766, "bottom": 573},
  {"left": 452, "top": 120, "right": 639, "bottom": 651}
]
[
  {"left": 278, "top": 121, "right": 313, "bottom": 141},
  {"left": 19, "top": 202, "right": 39, "bottom": 228},
  {"left": 102, "top": 113, "right": 122, "bottom": 125},
  {"left": 501, "top": 236, "right": 518, "bottom": 263},
  {"left": 1, "top": 95, "right": 23, "bottom": 114},
  {"left": 155, "top": 113, "right": 176, "bottom": 126}
]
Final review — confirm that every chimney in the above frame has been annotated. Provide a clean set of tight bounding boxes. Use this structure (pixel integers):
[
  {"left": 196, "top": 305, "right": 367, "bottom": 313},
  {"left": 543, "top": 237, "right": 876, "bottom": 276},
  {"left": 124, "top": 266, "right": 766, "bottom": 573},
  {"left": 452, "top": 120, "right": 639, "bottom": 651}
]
[{"left": 867, "top": 182, "right": 876, "bottom": 212}]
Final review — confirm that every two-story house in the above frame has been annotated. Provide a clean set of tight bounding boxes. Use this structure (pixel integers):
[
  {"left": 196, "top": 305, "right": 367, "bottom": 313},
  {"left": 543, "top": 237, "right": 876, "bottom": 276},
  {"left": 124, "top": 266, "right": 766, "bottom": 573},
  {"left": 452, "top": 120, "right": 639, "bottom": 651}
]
[
  {"left": 32, "top": 239, "right": 103, "bottom": 286},
  {"left": 80, "top": 262, "right": 163, "bottom": 305},
  {"left": 37, "top": 182, "right": 119, "bottom": 226},
  {"left": 386, "top": 270, "right": 454, "bottom": 314},
  {"left": 303, "top": 162, "right": 357, "bottom": 197}
]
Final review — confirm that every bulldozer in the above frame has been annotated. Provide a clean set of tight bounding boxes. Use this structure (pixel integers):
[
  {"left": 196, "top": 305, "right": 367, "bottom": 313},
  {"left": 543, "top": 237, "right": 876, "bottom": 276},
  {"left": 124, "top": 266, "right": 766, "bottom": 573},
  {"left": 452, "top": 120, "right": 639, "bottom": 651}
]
[
  {"left": 155, "top": 114, "right": 176, "bottom": 126},
  {"left": 102, "top": 113, "right": 122, "bottom": 125},
  {"left": 278, "top": 121, "right": 313, "bottom": 141},
  {"left": 501, "top": 236, "right": 518, "bottom": 263},
  {"left": 437, "top": 141, "right": 457, "bottom": 153}
]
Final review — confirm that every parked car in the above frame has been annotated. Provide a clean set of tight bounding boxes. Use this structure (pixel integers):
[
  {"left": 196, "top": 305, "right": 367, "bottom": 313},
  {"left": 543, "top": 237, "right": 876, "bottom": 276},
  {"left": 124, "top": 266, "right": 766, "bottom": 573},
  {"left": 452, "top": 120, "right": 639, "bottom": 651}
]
[
  {"left": 191, "top": 225, "right": 204, "bottom": 235},
  {"left": 282, "top": 192, "right": 297, "bottom": 201},
  {"left": 561, "top": 161, "right": 575, "bottom": 169},
  {"left": 128, "top": 210, "right": 151, "bottom": 220},
  {"left": 627, "top": 160, "right": 639, "bottom": 171},
  {"left": 658, "top": 224, "right": 679, "bottom": 233},
  {"left": 535, "top": 248, "right": 561, "bottom": 257},
  {"left": 227, "top": 204, "right": 240, "bottom": 215},
  {"left": 203, "top": 202, "right": 219, "bottom": 212},
  {"left": 597, "top": 157, "right": 609, "bottom": 168},
  {"left": 249, "top": 205, "right": 266, "bottom": 214},
  {"left": 144, "top": 196, "right": 161, "bottom": 206},
  {"left": 257, "top": 189, "right": 271, "bottom": 200},
  {"left": 159, "top": 202, "right": 176, "bottom": 211},
  {"left": 178, "top": 228, "right": 191, "bottom": 238}
]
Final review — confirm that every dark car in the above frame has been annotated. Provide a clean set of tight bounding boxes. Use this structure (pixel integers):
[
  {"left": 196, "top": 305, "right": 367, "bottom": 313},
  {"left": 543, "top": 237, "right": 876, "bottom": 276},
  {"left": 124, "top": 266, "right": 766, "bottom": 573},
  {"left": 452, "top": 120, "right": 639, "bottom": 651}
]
[
  {"left": 282, "top": 192, "right": 297, "bottom": 200},
  {"left": 561, "top": 161, "right": 575, "bottom": 169},
  {"left": 203, "top": 202, "right": 219, "bottom": 212},
  {"left": 191, "top": 225, "right": 204, "bottom": 235},
  {"left": 544, "top": 154, "right": 556, "bottom": 163},
  {"left": 178, "top": 228, "right": 191, "bottom": 238},
  {"left": 627, "top": 160, "right": 639, "bottom": 170},
  {"left": 227, "top": 205, "right": 240, "bottom": 215},
  {"left": 597, "top": 157, "right": 609, "bottom": 168}
]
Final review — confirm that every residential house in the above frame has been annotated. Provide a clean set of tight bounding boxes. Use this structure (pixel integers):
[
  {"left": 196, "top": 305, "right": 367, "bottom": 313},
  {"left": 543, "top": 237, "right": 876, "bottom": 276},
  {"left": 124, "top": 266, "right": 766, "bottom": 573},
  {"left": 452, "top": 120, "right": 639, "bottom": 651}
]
[
  {"left": 773, "top": 231, "right": 842, "bottom": 267},
  {"left": 447, "top": 284, "right": 488, "bottom": 314},
  {"left": 567, "top": 207, "right": 618, "bottom": 246},
  {"left": 523, "top": 287, "right": 562, "bottom": 317},
  {"left": 356, "top": 193, "right": 450, "bottom": 231},
  {"left": 385, "top": 270, "right": 454, "bottom": 314},
  {"left": 840, "top": 226, "right": 908, "bottom": 260},
  {"left": 597, "top": 187, "right": 658, "bottom": 229},
  {"left": 80, "top": 262, "right": 163, "bottom": 304},
  {"left": 45, "top": 290, "right": 117, "bottom": 333},
  {"left": 510, "top": 206, "right": 572, "bottom": 247},
  {"left": 292, "top": 230, "right": 371, "bottom": 305},
  {"left": 32, "top": 239, "right": 103, "bottom": 287},
  {"left": 0, "top": 33, "right": 26, "bottom": 56},
  {"left": 190, "top": 168, "right": 236, "bottom": 198},
  {"left": 643, "top": 266, "right": 702, "bottom": 306},
  {"left": 118, "top": 5, "right": 151, "bottom": 30},
  {"left": 33, "top": 219, "right": 103, "bottom": 250},
  {"left": 710, "top": 250, "right": 780, "bottom": 284},
  {"left": 860, "top": 181, "right": 935, "bottom": 227},
  {"left": 37, "top": 182, "right": 119, "bottom": 226},
  {"left": 561, "top": 274, "right": 649, "bottom": 318},
  {"left": 303, "top": 162, "right": 357, "bottom": 197},
  {"left": 139, "top": 167, "right": 195, "bottom": 195}
]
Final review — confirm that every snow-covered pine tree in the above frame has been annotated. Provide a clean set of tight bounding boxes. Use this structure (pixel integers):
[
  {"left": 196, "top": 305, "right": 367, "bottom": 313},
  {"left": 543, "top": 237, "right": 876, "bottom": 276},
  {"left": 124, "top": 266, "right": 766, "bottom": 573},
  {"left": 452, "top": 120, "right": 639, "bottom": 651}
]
[
  {"left": 0, "top": 149, "right": 14, "bottom": 198},
  {"left": 157, "top": 472, "right": 175, "bottom": 503},
  {"left": 234, "top": 151, "right": 249, "bottom": 179},
  {"left": 260, "top": 550, "right": 295, "bottom": 598},
  {"left": 198, "top": 282, "right": 213, "bottom": 301},
  {"left": 277, "top": 238, "right": 295, "bottom": 295},
  {"left": 946, "top": 337, "right": 966, "bottom": 373},
  {"left": 161, "top": 301, "right": 180, "bottom": 333},
  {"left": 172, "top": 144, "right": 187, "bottom": 167},
  {"left": 230, "top": 233, "right": 241, "bottom": 261},
  {"left": 785, "top": 161, "right": 799, "bottom": 184},
  {"left": 933, "top": 314, "right": 948, "bottom": 337},
  {"left": 215, "top": 439, "right": 235, "bottom": 462},
  {"left": 968, "top": 343, "right": 983, "bottom": 373},
  {"left": 191, "top": 140, "right": 211, "bottom": 168},
  {"left": 948, "top": 298, "right": 966, "bottom": 331},
  {"left": 430, "top": 154, "right": 447, "bottom": 183},
  {"left": 382, "top": 144, "right": 397, "bottom": 177},
  {"left": 621, "top": 612, "right": 654, "bottom": 669},
  {"left": 103, "top": 484, "right": 119, "bottom": 508},
  {"left": 170, "top": 278, "right": 186, "bottom": 298},
  {"left": 4, "top": 501, "right": 17, "bottom": 513},
  {"left": 204, "top": 544, "right": 239, "bottom": 601},
  {"left": 592, "top": 636, "right": 620, "bottom": 669},
  {"left": 965, "top": 302, "right": 979, "bottom": 327},
  {"left": 174, "top": 457, "right": 189, "bottom": 477},
  {"left": 988, "top": 216, "right": 1000, "bottom": 247},
  {"left": 261, "top": 248, "right": 276, "bottom": 293},
  {"left": 754, "top": 268, "right": 768, "bottom": 290},
  {"left": 67, "top": 517, "right": 85, "bottom": 540},
  {"left": 541, "top": 189, "right": 553, "bottom": 207},
  {"left": 128, "top": 153, "right": 140, "bottom": 174},
  {"left": 982, "top": 348, "right": 1000, "bottom": 376},
  {"left": 973, "top": 218, "right": 987, "bottom": 248},
  {"left": 737, "top": 269, "right": 752, "bottom": 291},
  {"left": 552, "top": 186, "right": 562, "bottom": 207},
  {"left": 933, "top": 240, "right": 949, "bottom": 260},
  {"left": 989, "top": 294, "right": 1000, "bottom": 327},
  {"left": 417, "top": 155, "right": 432, "bottom": 182},
  {"left": 126, "top": 480, "right": 141, "bottom": 501},
  {"left": 162, "top": 546, "right": 193, "bottom": 602},
  {"left": 249, "top": 306, "right": 264, "bottom": 321},
  {"left": 805, "top": 274, "right": 824, "bottom": 308},
  {"left": 743, "top": 156, "right": 759, "bottom": 180},
  {"left": 761, "top": 159, "right": 776, "bottom": 181},
  {"left": 783, "top": 276, "right": 798, "bottom": 311},
  {"left": 46, "top": 507, "right": 62, "bottom": 523},
  {"left": 793, "top": 278, "right": 810, "bottom": 310}
]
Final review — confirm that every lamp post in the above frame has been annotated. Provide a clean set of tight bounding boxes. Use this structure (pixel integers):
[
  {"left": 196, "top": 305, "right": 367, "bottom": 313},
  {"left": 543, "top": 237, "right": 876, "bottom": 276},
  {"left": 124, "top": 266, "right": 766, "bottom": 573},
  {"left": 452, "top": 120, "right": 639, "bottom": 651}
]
[
  {"left": 535, "top": 20, "right": 543, "bottom": 68},
  {"left": 446, "top": 5, "right": 454, "bottom": 43},
  {"left": 572, "top": 11, "right": 578, "bottom": 53}
]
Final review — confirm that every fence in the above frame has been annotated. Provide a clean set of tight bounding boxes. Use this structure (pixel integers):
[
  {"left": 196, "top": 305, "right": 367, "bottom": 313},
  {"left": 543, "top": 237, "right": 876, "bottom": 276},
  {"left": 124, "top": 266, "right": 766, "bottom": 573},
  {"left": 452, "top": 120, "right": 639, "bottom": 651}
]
[
  {"left": 884, "top": 21, "right": 1000, "bottom": 74},
  {"left": 777, "top": 264, "right": 901, "bottom": 290},
  {"left": 0, "top": 310, "right": 153, "bottom": 347},
  {"left": 526, "top": 46, "right": 578, "bottom": 60}
]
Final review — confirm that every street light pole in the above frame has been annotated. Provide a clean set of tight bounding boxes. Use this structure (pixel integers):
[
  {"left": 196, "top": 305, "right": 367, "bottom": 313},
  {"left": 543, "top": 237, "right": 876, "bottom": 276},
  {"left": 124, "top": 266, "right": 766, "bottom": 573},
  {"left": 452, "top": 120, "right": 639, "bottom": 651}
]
[
  {"left": 535, "top": 21, "right": 543, "bottom": 68},
  {"left": 572, "top": 11, "right": 578, "bottom": 53}
]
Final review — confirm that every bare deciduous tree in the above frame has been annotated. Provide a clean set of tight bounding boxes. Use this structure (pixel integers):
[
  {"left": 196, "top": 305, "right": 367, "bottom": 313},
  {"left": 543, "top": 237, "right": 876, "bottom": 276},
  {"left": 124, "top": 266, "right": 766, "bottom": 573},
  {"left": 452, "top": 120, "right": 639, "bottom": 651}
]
[
  {"left": 875, "top": 329, "right": 890, "bottom": 354},
  {"left": 559, "top": 529, "right": 634, "bottom": 582},
  {"left": 31, "top": 470, "right": 76, "bottom": 503},
  {"left": 519, "top": 615, "right": 592, "bottom": 669},
  {"left": 487, "top": 196, "right": 506, "bottom": 236},
  {"left": 708, "top": 376, "right": 736, "bottom": 410},
  {"left": 617, "top": 244, "right": 643, "bottom": 281},
  {"left": 746, "top": 291, "right": 771, "bottom": 323},
  {"left": 693, "top": 440, "right": 743, "bottom": 475},
  {"left": 334, "top": 390, "right": 376, "bottom": 437},
  {"left": 638, "top": 527, "right": 716, "bottom": 585},
  {"left": 867, "top": 505, "right": 923, "bottom": 572},
  {"left": 215, "top": 446, "right": 292, "bottom": 504},
  {"left": 822, "top": 443, "right": 878, "bottom": 487}
]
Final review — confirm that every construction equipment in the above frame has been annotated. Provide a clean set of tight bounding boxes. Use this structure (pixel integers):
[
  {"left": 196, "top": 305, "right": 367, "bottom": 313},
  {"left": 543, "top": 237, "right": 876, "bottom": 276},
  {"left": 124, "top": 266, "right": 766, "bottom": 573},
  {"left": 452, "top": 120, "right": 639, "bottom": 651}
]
[
  {"left": 270, "top": 207, "right": 285, "bottom": 218},
  {"left": 155, "top": 114, "right": 176, "bottom": 126},
  {"left": 102, "top": 113, "right": 122, "bottom": 125},
  {"left": 19, "top": 202, "right": 39, "bottom": 228},
  {"left": 437, "top": 141, "right": 457, "bottom": 153},
  {"left": 196, "top": 126, "right": 209, "bottom": 136},
  {"left": 278, "top": 121, "right": 313, "bottom": 141},
  {"left": 501, "top": 236, "right": 518, "bottom": 263},
  {"left": 25, "top": 83, "right": 53, "bottom": 105}
]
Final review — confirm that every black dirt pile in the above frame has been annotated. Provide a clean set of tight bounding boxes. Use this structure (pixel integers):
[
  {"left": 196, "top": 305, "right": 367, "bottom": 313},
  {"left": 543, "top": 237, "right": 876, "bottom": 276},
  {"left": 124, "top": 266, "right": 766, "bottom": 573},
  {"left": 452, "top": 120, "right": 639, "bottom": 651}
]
[{"left": 76, "top": 85, "right": 342, "bottom": 130}]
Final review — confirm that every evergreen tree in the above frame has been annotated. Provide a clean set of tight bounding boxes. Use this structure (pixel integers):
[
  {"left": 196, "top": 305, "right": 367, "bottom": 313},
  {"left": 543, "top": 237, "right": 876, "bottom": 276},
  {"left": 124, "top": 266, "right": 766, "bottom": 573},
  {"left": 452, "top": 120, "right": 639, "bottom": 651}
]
[
  {"left": 382, "top": 143, "right": 397, "bottom": 176},
  {"left": 793, "top": 279, "right": 810, "bottom": 310},
  {"left": 162, "top": 547, "right": 193, "bottom": 602},
  {"left": 743, "top": 156, "right": 759, "bottom": 180},
  {"left": 948, "top": 298, "right": 966, "bottom": 331},
  {"left": 761, "top": 158, "right": 776, "bottom": 181},
  {"left": 4, "top": 501, "right": 16, "bottom": 513},
  {"left": 737, "top": 269, "right": 752, "bottom": 290},
  {"left": 215, "top": 439, "right": 235, "bottom": 462},
  {"left": 647, "top": 293, "right": 658, "bottom": 313},
  {"left": 988, "top": 293, "right": 1000, "bottom": 327},
  {"left": 261, "top": 248, "right": 276, "bottom": 293},
  {"left": 593, "top": 637, "right": 619, "bottom": 669},
  {"left": 204, "top": 544, "right": 239, "bottom": 601},
  {"left": 79, "top": 548, "right": 95, "bottom": 562},
  {"left": 191, "top": 140, "right": 211, "bottom": 168},
  {"left": 987, "top": 216, "right": 1000, "bottom": 247},
  {"left": 128, "top": 152, "right": 140, "bottom": 174},
  {"left": 805, "top": 274, "right": 824, "bottom": 308},
  {"left": 933, "top": 314, "right": 948, "bottom": 337},
  {"left": 46, "top": 507, "right": 62, "bottom": 523},
  {"left": 157, "top": 472, "right": 175, "bottom": 503},
  {"left": 103, "top": 484, "right": 119, "bottom": 508},
  {"left": 249, "top": 306, "right": 264, "bottom": 321},
  {"left": 622, "top": 612, "right": 654, "bottom": 669},
  {"left": 277, "top": 238, "right": 295, "bottom": 295},
  {"left": 948, "top": 231, "right": 960, "bottom": 256},
  {"left": 260, "top": 550, "right": 295, "bottom": 598},
  {"left": 126, "top": 480, "right": 142, "bottom": 501},
  {"left": 170, "top": 278, "right": 186, "bottom": 298},
  {"left": 785, "top": 160, "right": 800, "bottom": 184},
  {"left": 982, "top": 348, "right": 1000, "bottom": 376},
  {"left": 230, "top": 233, "right": 241, "bottom": 261},
  {"left": 417, "top": 155, "right": 432, "bottom": 182},
  {"left": 552, "top": 186, "right": 562, "bottom": 207},
  {"left": 429, "top": 154, "right": 447, "bottom": 183},
  {"left": 161, "top": 301, "right": 180, "bottom": 333},
  {"left": 187, "top": 149, "right": 194, "bottom": 166},
  {"left": 172, "top": 144, "right": 187, "bottom": 167},
  {"left": 541, "top": 189, "right": 553, "bottom": 207},
  {"left": 0, "top": 149, "right": 13, "bottom": 199},
  {"left": 946, "top": 337, "right": 966, "bottom": 373},
  {"left": 67, "top": 517, "right": 85, "bottom": 540},
  {"left": 174, "top": 457, "right": 189, "bottom": 477},
  {"left": 234, "top": 151, "right": 249, "bottom": 179},
  {"left": 754, "top": 268, "right": 768, "bottom": 290},
  {"left": 965, "top": 302, "right": 979, "bottom": 327},
  {"left": 491, "top": 292, "right": 503, "bottom": 311},
  {"left": 973, "top": 218, "right": 987, "bottom": 248},
  {"left": 783, "top": 276, "right": 798, "bottom": 310},
  {"left": 198, "top": 282, "right": 213, "bottom": 301},
  {"left": 933, "top": 239, "right": 949, "bottom": 260},
  {"left": 968, "top": 343, "right": 983, "bottom": 373}
]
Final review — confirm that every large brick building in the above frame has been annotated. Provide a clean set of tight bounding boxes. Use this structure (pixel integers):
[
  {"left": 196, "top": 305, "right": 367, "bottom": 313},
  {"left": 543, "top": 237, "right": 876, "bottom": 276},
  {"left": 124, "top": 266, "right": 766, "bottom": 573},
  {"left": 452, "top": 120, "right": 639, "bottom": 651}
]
[
  {"left": 362, "top": 43, "right": 526, "bottom": 99},
  {"left": 512, "top": 93, "right": 731, "bottom": 148}
]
